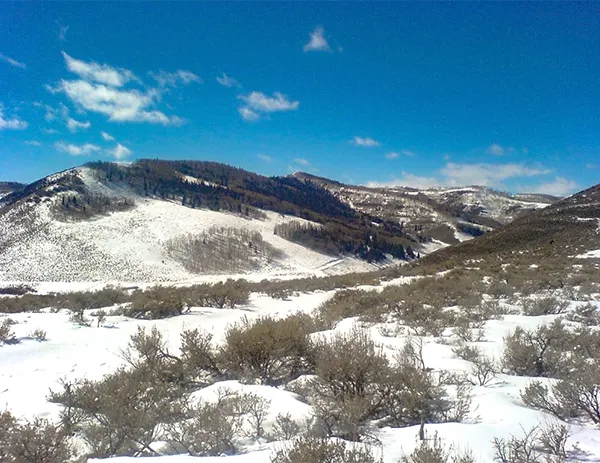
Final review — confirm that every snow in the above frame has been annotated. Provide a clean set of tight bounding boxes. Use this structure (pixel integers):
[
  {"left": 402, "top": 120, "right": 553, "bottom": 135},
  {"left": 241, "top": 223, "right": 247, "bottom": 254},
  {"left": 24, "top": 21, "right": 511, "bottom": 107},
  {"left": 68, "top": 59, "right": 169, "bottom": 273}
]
[
  {"left": 3, "top": 284, "right": 600, "bottom": 463},
  {"left": 576, "top": 249, "right": 600, "bottom": 259}
]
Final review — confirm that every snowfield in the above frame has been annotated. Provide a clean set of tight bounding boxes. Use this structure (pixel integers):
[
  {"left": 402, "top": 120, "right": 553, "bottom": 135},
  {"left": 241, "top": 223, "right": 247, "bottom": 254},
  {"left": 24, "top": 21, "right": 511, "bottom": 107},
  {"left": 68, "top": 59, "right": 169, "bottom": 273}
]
[{"left": 2, "top": 281, "right": 600, "bottom": 462}]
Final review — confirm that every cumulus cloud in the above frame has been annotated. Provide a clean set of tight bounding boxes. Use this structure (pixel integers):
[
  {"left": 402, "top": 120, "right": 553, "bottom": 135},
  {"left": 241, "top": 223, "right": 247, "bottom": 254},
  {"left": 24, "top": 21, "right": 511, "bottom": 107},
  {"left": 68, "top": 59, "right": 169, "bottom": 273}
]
[
  {"left": 440, "top": 162, "right": 550, "bottom": 187},
  {"left": 352, "top": 136, "right": 380, "bottom": 147},
  {"left": 0, "top": 52, "right": 26, "bottom": 69},
  {"left": 238, "top": 91, "right": 298, "bottom": 121},
  {"left": 217, "top": 73, "right": 241, "bottom": 88},
  {"left": 257, "top": 154, "right": 272, "bottom": 162},
  {"left": 524, "top": 177, "right": 579, "bottom": 197},
  {"left": 53, "top": 79, "right": 183, "bottom": 125},
  {"left": 367, "top": 162, "right": 554, "bottom": 190},
  {"left": 55, "top": 141, "right": 100, "bottom": 156},
  {"left": 101, "top": 131, "right": 115, "bottom": 141},
  {"left": 108, "top": 143, "right": 132, "bottom": 160},
  {"left": 303, "top": 26, "right": 330, "bottom": 52},
  {"left": 385, "top": 152, "right": 400, "bottom": 159},
  {"left": 62, "top": 52, "right": 137, "bottom": 87},
  {"left": 66, "top": 117, "right": 91, "bottom": 133},
  {"left": 367, "top": 173, "right": 441, "bottom": 189},
  {"left": 239, "top": 91, "right": 299, "bottom": 113},
  {"left": 0, "top": 105, "right": 27, "bottom": 130},
  {"left": 238, "top": 106, "right": 260, "bottom": 121},
  {"left": 149, "top": 70, "right": 201, "bottom": 87}
]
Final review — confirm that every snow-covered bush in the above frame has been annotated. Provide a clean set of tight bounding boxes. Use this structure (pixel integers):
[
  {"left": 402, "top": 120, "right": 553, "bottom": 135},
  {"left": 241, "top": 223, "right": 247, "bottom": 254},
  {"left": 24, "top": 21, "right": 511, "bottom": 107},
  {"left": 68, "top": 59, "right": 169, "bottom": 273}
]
[{"left": 399, "top": 433, "right": 475, "bottom": 463}]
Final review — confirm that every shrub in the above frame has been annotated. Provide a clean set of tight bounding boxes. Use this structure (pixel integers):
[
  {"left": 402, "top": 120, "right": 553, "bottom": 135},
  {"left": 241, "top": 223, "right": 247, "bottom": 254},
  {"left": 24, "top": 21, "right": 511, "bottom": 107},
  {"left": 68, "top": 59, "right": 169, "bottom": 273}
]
[
  {"left": 127, "top": 286, "right": 187, "bottom": 319},
  {"left": 180, "top": 328, "right": 224, "bottom": 387},
  {"left": 0, "top": 412, "right": 72, "bottom": 463},
  {"left": 315, "top": 289, "right": 387, "bottom": 328},
  {"left": 219, "top": 313, "right": 315, "bottom": 385},
  {"left": 501, "top": 320, "right": 574, "bottom": 378},
  {"left": 166, "top": 389, "right": 271, "bottom": 456},
  {"left": 399, "top": 433, "right": 475, "bottom": 463},
  {"left": 49, "top": 366, "right": 185, "bottom": 457},
  {"left": 521, "top": 297, "right": 569, "bottom": 316},
  {"left": 566, "top": 303, "right": 600, "bottom": 326},
  {"left": 30, "top": 328, "right": 47, "bottom": 341},
  {"left": 270, "top": 413, "right": 302, "bottom": 441},
  {"left": 271, "top": 436, "right": 381, "bottom": 463},
  {"left": 0, "top": 318, "right": 18, "bottom": 344},
  {"left": 492, "top": 423, "right": 569, "bottom": 463}
]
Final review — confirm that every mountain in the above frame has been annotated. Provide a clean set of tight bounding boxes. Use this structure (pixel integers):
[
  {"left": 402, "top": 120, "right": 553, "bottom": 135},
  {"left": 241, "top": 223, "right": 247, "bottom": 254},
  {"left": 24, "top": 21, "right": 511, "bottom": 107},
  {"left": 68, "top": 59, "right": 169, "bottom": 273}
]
[
  {"left": 0, "top": 182, "right": 25, "bottom": 200},
  {"left": 292, "top": 172, "right": 557, "bottom": 248},
  {"left": 0, "top": 161, "right": 419, "bottom": 282},
  {"left": 418, "top": 182, "right": 600, "bottom": 266}
]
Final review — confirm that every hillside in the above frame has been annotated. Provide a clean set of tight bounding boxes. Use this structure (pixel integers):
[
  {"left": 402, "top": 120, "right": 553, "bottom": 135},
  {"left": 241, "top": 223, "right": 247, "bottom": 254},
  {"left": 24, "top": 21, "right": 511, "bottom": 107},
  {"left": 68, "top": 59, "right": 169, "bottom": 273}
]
[
  {"left": 292, "top": 172, "right": 557, "bottom": 247},
  {"left": 0, "top": 181, "right": 25, "bottom": 200},
  {"left": 0, "top": 166, "right": 388, "bottom": 282},
  {"left": 418, "top": 183, "right": 600, "bottom": 267}
]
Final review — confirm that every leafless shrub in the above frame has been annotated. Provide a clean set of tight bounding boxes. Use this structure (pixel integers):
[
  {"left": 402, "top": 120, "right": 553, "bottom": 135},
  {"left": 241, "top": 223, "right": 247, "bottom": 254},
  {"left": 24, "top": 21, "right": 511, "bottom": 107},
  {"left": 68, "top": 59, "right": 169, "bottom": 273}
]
[
  {"left": 30, "top": 328, "right": 47, "bottom": 342},
  {"left": 470, "top": 354, "right": 499, "bottom": 387},
  {"left": 0, "top": 413, "right": 72, "bottom": 463},
  {"left": 522, "top": 369, "right": 600, "bottom": 424},
  {"left": 452, "top": 317, "right": 485, "bottom": 343},
  {"left": 501, "top": 320, "right": 574, "bottom": 378},
  {"left": 94, "top": 309, "right": 107, "bottom": 327},
  {"left": 399, "top": 433, "right": 475, "bottom": 463},
  {"left": 180, "top": 328, "right": 224, "bottom": 387},
  {"left": 315, "top": 289, "right": 387, "bottom": 328},
  {"left": 452, "top": 344, "right": 483, "bottom": 363},
  {"left": 126, "top": 286, "right": 187, "bottom": 319},
  {"left": 69, "top": 307, "right": 91, "bottom": 326},
  {"left": 270, "top": 413, "right": 302, "bottom": 441},
  {"left": 0, "top": 318, "right": 18, "bottom": 344},
  {"left": 521, "top": 298, "right": 569, "bottom": 317},
  {"left": 219, "top": 313, "right": 315, "bottom": 385},
  {"left": 48, "top": 366, "right": 185, "bottom": 458},
  {"left": 492, "top": 423, "right": 568, "bottom": 463},
  {"left": 271, "top": 436, "right": 382, "bottom": 463}
]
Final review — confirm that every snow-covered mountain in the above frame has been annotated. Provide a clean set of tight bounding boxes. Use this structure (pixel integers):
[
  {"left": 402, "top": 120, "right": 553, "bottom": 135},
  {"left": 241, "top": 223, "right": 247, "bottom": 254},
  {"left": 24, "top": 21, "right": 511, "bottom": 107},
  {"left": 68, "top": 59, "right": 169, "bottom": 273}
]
[
  {"left": 0, "top": 166, "right": 380, "bottom": 283},
  {"left": 292, "top": 172, "right": 557, "bottom": 247}
]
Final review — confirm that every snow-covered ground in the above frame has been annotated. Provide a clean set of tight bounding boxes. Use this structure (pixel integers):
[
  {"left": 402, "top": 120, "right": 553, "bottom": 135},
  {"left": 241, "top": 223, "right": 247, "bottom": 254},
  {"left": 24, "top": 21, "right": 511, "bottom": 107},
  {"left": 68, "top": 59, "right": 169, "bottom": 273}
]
[{"left": 2, "top": 281, "right": 600, "bottom": 463}]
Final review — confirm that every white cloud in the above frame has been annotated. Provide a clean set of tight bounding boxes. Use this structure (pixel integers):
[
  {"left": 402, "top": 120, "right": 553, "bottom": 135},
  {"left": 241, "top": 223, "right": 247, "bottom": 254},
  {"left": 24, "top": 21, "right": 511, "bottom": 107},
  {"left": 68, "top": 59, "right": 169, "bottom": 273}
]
[
  {"left": 54, "top": 79, "right": 183, "bottom": 125},
  {"left": 150, "top": 70, "right": 202, "bottom": 87},
  {"left": 55, "top": 141, "right": 100, "bottom": 156},
  {"left": 485, "top": 143, "right": 515, "bottom": 156},
  {"left": 352, "top": 136, "right": 380, "bottom": 147},
  {"left": 401, "top": 149, "right": 416, "bottom": 157},
  {"left": 43, "top": 128, "right": 59, "bottom": 135},
  {"left": 239, "top": 91, "right": 299, "bottom": 113},
  {"left": 0, "top": 52, "right": 26, "bottom": 69},
  {"left": 66, "top": 117, "right": 91, "bottom": 133},
  {"left": 238, "top": 106, "right": 260, "bottom": 121},
  {"left": 367, "top": 162, "right": 553, "bottom": 190},
  {"left": 0, "top": 105, "right": 27, "bottom": 130},
  {"left": 101, "top": 131, "right": 115, "bottom": 141},
  {"left": 385, "top": 152, "right": 400, "bottom": 159},
  {"left": 303, "top": 26, "right": 330, "bottom": 52},
  {"left": 524, "top": 177, "right": 579, "bottom": 197},
  {"left": 257, "top": 154, "right": 272, "bottom": 162},
  {"left": 25, "top": 140, "right": 42, "bottom": 146},
  {"left": 293, "top": 158, "right": 310, "bottom": 166},
  {"left": 62, "top": 52, "right": 137, "bottom": 87},
  {"left": 440, "top": 162, "right": 550, "bottom": 187},
  {"left": 108, "top": 143, "right": 132, "bottom": 160},
  {"left": 367, "top": 173, "right": 441, "bottom": 189},
  {"left": 56, "top": 21, "right": 69, "bottom": 41},
  {"left": 217, "top": 73, "right": 241, "bottom": 88}
]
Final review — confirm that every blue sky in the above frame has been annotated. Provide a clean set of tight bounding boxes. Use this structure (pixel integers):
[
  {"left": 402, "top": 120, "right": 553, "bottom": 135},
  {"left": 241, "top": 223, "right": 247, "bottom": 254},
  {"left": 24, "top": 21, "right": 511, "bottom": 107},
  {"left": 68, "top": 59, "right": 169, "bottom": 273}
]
[{"left": 1, "top": 2, "right": 598, "bottom": 195}]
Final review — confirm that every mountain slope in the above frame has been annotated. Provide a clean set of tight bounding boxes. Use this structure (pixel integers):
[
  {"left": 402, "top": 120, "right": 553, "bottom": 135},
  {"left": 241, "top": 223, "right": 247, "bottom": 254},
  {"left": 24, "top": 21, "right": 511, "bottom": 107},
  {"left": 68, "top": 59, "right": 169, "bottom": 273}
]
[
  {"left": 0, "top": 181, "right": 25, "bottom": 200},
  {"left": 419, "top": 183, "right": 600, "bottom": 266},
  {"left": 292, "top": 172, "right": 557, "bottom": 247},
  {"left": 0, "top": 165, "right": 402, "bottom": 282}
]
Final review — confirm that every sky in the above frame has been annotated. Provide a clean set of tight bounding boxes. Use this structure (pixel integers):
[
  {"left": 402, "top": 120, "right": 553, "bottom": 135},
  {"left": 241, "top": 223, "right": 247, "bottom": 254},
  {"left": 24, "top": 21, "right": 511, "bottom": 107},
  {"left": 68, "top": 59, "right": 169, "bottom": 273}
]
[{"left": 1, "top": 2, "right": 599, "bottom": 196}]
